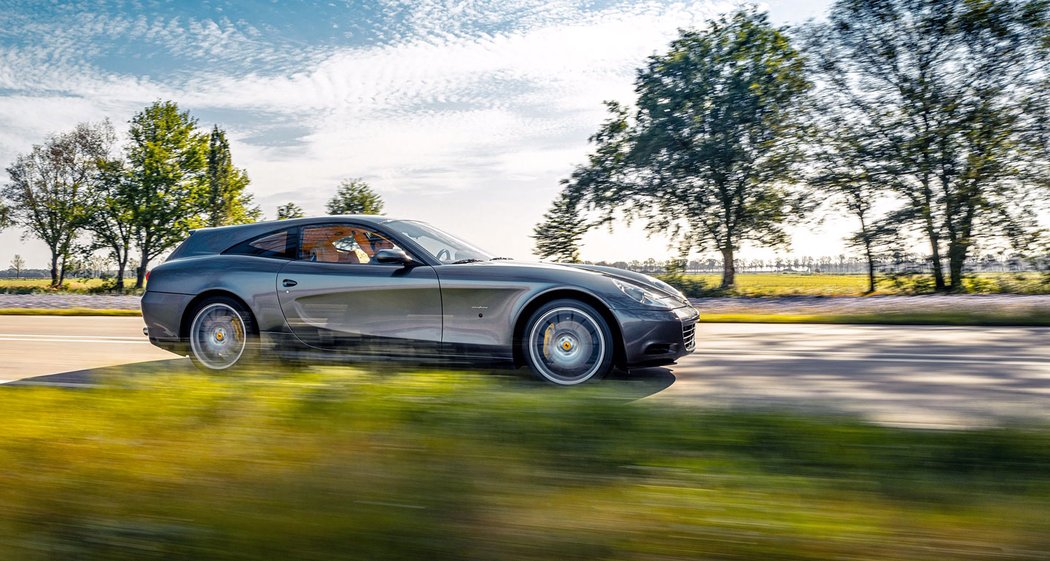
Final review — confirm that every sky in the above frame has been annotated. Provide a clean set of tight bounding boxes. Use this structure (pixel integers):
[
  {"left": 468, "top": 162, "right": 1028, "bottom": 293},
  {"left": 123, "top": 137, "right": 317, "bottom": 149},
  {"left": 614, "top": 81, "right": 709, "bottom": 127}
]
[{"left": 0, "top": 0, "right": 837, "bottom": 270}]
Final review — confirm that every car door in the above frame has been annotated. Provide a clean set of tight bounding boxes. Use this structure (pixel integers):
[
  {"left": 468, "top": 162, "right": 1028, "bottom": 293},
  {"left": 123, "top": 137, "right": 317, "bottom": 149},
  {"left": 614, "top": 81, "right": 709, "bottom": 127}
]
[{"left": 277, "top": 223, "right": 442, "bottom": 355}]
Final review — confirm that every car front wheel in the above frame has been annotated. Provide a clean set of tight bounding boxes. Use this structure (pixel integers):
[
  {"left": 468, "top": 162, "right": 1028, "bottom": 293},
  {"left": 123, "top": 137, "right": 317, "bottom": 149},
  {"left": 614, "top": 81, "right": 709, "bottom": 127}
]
[
  {"left": 188, "top": 297, "right": 255, "bottom": 372},
  {"left": 522, "top": 299, "right": 614, "bottom": 385}
]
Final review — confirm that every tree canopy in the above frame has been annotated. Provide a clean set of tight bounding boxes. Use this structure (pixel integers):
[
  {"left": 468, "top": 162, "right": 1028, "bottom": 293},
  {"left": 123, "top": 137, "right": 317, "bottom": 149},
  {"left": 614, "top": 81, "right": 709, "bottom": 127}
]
[
  {"left": 326, "top": 178, "right": 384, "bottom": 215},
  {"left": 124, "top": 100, "right": 208, "bottom": 288},
  {"left": 2, "top": 121, "right": 114, "bottom": 287},
  {"left": 808, "top": 0, "right": 1049, "bottom": 291},
  {"left": 276, "top": 202, "right": 305, "bottom": 220},
  {"left": 204, "top": 126, "right": 261, "bottom": 227},
  {"left": 532, "top": 192, "right": 587, "bottom": 263},
  {"left": 556, "top": 9, "right": 812, "bottom": 288}
]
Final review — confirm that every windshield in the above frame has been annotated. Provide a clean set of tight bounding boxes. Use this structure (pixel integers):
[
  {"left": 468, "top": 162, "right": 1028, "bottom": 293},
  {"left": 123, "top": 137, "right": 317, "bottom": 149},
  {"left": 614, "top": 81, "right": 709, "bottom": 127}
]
[{"left": 383, "top": 220, "right": 494, "bottom": 264}]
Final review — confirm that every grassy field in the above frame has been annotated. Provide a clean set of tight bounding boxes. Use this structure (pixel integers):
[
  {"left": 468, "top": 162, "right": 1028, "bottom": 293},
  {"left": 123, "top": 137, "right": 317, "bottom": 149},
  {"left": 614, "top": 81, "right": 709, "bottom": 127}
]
[
  {"left": 665, "top": 272, "right": 1050, "bottom": 297},
  {"left": 2, "top": 368, "right": 1049, "bottom": 560}
]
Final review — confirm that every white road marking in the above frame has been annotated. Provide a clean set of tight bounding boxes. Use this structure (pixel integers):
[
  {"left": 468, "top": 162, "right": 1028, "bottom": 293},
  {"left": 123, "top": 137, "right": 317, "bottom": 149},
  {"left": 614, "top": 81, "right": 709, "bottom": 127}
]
[{"left": 0, "top": 337, "right": 149, "bottom": 344}]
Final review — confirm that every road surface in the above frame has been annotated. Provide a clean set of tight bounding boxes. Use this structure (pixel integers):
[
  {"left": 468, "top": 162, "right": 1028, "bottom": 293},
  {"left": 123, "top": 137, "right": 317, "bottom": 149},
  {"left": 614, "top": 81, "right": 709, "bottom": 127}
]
[{"left": 1, "top": 316, "right": 1047, "bottom": 426}]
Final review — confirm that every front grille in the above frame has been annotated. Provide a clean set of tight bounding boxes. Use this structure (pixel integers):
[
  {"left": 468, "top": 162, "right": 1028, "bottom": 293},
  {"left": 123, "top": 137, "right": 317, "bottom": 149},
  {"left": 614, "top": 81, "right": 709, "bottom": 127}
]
[{"left": 682, "top": 321, "right": 696, "bottom": 351}]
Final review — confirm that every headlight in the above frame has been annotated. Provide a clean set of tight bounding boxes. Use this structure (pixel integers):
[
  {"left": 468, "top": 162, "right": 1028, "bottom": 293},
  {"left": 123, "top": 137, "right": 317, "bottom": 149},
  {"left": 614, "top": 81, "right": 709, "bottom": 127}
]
[
  {"left": 614, "top": 280, "right": 681, "bottom": 309},
  {"left": 653, "top": 278, "right": 687, "bottom": 301}
]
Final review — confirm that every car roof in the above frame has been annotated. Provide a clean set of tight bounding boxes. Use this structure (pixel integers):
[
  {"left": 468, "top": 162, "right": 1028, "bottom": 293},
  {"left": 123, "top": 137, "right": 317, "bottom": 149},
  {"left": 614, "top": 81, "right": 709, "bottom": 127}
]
[
  {"left": 193, "top": 215, "right": 407, "bottom": 234},
  {"left": 170, "top": 216, "right": 414, "bottom": 260}
]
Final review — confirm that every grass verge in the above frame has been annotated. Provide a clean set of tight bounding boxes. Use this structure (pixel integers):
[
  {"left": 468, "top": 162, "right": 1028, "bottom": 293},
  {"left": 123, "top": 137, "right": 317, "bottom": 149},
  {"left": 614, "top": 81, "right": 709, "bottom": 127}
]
[
  {"left": 1, "top": 368, "right": 1049, "bottom": 560},
  {"left": 700, "top": 310, "right": 1050, "bottom": 326},
  {"left": 0, "top": 307, "right": 140, "bottom": 316}
]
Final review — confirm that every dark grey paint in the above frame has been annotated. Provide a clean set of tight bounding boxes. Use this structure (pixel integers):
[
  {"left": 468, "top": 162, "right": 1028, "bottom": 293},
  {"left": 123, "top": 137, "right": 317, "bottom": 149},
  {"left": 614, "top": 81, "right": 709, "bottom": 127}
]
[{"left": 142, "top": 215, "right": 698, "bottom": 369}]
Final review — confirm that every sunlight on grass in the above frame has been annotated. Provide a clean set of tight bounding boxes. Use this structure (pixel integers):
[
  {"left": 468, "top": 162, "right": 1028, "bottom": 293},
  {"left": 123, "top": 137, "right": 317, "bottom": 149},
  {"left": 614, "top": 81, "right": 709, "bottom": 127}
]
[
  {"left": 677, "top": 273, "right": 1049, "bottom": 296},
  {"left": 2, "top": 368, "right": 1049, "bottom": 560}
]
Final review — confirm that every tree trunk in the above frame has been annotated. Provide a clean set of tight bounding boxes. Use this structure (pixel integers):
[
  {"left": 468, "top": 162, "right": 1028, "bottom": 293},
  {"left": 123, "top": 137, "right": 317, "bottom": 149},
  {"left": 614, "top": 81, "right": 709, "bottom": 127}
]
[
  {"left": 49, "top": 251, "right": 59, "bottom": 288},
  {"left": 948, "top": 240, "right": 968, "bottom": 292},
  {"left": 135, "top": 247, "right": 149, "bottom": 289},
  {"left": 719, "top": 247, "right": 736, "bottom": 289},
  {"left": 57, "top": 254, "right": 66, "bottom": 288},
  {"left": 115, "top": 257, "right": 126, "bottom": 291},
  {"left": 864, "top": 242, "right": 876, "bottom": 294},
  {"left": 924, "top": 225, "right": 947, "bottom": 291}
]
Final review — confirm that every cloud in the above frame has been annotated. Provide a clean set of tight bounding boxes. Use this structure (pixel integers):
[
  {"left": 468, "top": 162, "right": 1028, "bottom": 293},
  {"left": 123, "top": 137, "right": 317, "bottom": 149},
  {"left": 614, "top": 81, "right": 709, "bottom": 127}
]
[{"left": 0, "top": 0, "right": 742, "bottom": 263}]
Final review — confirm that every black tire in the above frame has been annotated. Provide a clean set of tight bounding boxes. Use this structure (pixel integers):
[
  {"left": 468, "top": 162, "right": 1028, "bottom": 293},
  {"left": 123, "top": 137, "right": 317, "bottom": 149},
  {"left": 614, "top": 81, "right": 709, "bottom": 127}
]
[
  {"left": 186, "top": 296, "right": 257, "bottom": 373},
  {"left": 521, "top": 299, "right": 614, "bottom": 385}
]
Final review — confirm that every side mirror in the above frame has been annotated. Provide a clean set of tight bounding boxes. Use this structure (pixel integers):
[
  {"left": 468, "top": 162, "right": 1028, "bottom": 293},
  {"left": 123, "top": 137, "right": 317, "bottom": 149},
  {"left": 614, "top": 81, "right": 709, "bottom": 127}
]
[{"left": 374, "top": 248, "right": 413, "bottom": 265}]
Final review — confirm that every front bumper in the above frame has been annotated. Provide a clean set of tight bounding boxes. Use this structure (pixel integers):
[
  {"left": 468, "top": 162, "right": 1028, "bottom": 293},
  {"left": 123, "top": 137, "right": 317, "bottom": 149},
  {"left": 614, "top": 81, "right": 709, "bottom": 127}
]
[{"left": 615, "top": 304, "right": 699, "bottom": 367}]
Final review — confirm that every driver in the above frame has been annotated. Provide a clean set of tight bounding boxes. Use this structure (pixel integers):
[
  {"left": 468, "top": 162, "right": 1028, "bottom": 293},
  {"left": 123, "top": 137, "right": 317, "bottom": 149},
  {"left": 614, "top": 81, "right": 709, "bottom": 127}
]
[{"left": 364, "top": 232, "right": 398, "bottom": 263}]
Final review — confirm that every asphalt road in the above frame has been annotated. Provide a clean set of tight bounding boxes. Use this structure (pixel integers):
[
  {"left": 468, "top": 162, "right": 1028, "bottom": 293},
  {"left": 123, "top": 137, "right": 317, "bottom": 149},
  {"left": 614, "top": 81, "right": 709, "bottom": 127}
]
[{"left": 1, "top": 316, "right": 1047, "bottom": 426}]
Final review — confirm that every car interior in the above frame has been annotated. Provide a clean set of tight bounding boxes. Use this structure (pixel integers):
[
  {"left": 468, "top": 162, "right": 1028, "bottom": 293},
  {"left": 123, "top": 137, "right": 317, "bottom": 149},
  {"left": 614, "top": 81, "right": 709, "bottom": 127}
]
[{"left": 300, "top": 225, "right": 398, "bottom": 264}]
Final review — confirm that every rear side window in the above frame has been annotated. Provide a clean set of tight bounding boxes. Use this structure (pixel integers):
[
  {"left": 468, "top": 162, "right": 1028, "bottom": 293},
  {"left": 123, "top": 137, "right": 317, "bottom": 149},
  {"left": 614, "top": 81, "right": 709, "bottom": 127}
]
[{"left": 224, "top": 229, "right": 297, "bottom": 259}]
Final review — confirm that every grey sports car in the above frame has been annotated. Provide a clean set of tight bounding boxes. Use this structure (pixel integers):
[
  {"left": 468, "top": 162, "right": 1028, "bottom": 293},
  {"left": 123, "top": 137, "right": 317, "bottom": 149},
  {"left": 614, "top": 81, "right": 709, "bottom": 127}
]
[{"left": 141, "top": 216, "right": 698, "bottom": 385}]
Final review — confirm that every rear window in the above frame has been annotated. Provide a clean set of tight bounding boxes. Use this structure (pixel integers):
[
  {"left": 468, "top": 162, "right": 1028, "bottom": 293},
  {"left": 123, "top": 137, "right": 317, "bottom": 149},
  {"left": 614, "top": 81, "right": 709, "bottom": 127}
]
[{"left": 223, "top": 229, "right": 297, "bottom": 259}]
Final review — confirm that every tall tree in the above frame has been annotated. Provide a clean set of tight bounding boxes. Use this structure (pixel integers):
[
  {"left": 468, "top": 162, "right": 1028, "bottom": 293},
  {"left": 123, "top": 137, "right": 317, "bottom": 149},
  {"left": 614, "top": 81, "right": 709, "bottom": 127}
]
[
  {"left": 561, "top": 10, "right": 812, "bottom": 288},
  {"left": 1, "top": 121, "right": 113, "bottom": 287},
  {"left": 325, "top": 178, "right": 384, "bottom": 215},
  {"left": 276, "top": 202, "right": 305, "bottom": 220},
  {"left": 125, "top": 101, "right": 208, "bottom": 288},
  {"left": 204, "top": 126, "right": 261, "bottom": 227},
  {"left": 532, "top": 191, "right": 588, "bottom": 262},
  {"left": 10, "top": 254, "right": 25, "bottom": 279},
  {"left": 809, "top": 0, "right": 1048, "bottom": 291},
  {"left": 805, "top": 96, "right": 894, "bottom": 293},
  {"left": 85, "top": 158, "right": 136, "bottom": 291}
]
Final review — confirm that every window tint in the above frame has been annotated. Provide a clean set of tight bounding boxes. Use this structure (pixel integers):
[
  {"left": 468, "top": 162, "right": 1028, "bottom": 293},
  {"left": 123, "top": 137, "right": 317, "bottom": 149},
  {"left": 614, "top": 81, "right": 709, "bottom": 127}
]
[
  {"left": 224, "top": 229, "right": 295, "bottom": 259},
  {"left": 300, "top": 224, "right": 402, "bottom": 264}
]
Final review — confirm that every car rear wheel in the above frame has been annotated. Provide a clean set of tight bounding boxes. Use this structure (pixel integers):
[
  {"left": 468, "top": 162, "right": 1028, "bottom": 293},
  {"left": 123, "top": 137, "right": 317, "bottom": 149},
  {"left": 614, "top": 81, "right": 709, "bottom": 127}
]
[
  {"left": 188, "top": 297, "right": 256, "bottom": 372},
  {"left": 522, "top": 299, "right": 614, "bottom": 385}
]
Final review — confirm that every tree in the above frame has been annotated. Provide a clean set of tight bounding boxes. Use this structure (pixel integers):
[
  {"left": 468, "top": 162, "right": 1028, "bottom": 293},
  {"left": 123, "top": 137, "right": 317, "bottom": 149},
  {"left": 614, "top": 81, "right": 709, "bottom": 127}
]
[
  {"left": 532, "top": 191, "right": 588, "bottom": 262},
  {"left": 806, "top": 101, "right": 893, "bottom": 293},
  {"left": 85, "top": 158, "right": 136, "bottom": 290},
  {"left": 204, "top": 126, "right": 261, "bottom": 227},
  {"left": 10, "top": 254, "right": 25, "bottom": 279},
  {"left": 2, "top": 121, "right": 113, "bottom": 287},
  {"left": 809, "top": 0, "right": 1048, "bottom": 291},
  {"left": 325, "top": 178, "right": 384, "bottom": 215},
  {"left": 559, "top": 10, "right": 812, "bottom": 288},
  {"left": 276, "top": 202, "right": 305, "bottom": 220},
  {"left": 124, "top": 101, "right": 208, "bottom": 288}
]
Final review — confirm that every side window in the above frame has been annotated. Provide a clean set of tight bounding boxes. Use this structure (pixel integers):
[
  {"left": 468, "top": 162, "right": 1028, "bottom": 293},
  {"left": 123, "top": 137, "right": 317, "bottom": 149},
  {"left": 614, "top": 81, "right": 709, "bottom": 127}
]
[
  {"left": 224, "top": 229, "right": 295, "bottom": 259},
  {"left": 300, "top": 225, "right": 402, "bottom": 265}
]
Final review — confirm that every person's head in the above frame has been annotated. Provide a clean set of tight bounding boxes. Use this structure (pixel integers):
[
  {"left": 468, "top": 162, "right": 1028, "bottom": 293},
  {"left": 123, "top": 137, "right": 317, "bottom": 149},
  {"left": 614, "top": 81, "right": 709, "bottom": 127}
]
[{"left": 366, "top": 233, "right": 395, "bottom": 253}]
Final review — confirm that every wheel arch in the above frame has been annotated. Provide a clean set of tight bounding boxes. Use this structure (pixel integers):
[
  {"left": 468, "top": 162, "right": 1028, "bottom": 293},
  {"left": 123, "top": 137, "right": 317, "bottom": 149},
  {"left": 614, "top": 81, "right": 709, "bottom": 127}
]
[
  {"left": 180, "top": 290, "right": 259, "bottom": 339},
  {"left": 512, "top": 289, "right": 625, "bottom": 368}
]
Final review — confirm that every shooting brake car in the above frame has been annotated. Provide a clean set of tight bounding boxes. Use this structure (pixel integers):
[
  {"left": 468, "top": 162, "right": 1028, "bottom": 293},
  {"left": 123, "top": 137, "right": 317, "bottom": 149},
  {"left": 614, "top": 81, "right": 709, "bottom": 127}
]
[{"left": 141, "top": 216, "right": 698, "bottom": 385}]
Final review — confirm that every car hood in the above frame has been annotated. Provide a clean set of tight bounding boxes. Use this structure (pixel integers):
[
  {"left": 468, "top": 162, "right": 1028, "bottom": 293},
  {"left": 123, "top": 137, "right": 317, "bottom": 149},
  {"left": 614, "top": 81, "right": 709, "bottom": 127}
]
[{"left": 443, "top": 260, "right": 688, "bottom": 304}]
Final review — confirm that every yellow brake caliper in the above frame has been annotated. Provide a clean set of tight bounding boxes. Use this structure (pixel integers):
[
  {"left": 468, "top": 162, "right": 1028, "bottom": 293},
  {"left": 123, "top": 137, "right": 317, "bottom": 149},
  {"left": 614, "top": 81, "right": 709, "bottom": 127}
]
[{"left": 543, "top": 322, "right": 555, "bottom": 360}]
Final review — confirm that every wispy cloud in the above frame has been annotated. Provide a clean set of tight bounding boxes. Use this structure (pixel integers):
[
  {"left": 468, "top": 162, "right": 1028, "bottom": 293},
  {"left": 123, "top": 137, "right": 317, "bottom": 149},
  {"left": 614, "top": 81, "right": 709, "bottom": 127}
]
[{"left": 2, "top": 0, "right": 815, "bottom": 265}]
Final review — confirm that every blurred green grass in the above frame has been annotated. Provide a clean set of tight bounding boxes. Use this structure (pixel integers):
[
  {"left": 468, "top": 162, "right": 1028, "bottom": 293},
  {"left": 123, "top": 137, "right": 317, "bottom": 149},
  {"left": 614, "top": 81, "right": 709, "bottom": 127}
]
[{"left": 2, "top": 368, "right": 1049, "bottom": 560}]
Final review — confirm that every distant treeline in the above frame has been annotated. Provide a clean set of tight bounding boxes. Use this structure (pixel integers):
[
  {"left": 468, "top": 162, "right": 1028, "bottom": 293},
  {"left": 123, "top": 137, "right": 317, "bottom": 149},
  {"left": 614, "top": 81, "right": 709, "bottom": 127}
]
[{"left": 585, "top": 254, "right": 1047, "bottom": 276}]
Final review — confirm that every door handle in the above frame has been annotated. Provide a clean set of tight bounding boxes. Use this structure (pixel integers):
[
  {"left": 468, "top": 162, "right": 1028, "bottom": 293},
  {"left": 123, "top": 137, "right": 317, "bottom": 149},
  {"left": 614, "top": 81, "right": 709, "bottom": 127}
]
[{"left": 282, "top": 279, "right": 298, "bottom": 287}]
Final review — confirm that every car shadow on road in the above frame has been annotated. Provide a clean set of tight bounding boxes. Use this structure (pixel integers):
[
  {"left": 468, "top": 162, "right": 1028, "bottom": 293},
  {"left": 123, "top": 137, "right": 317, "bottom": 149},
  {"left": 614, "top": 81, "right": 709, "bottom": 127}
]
[
  {"left": 4, "top": 358, "right": 196, "bottom": 388},
  {"left": 6, "top": 359, "right": 677, "bottom": 402}
]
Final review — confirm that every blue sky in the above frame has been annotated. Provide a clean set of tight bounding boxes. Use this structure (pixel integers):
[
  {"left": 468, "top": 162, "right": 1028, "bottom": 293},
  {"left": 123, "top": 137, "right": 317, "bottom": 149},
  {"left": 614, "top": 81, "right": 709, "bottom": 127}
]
[{"left": 0, "top": 0, "right": 835, "bottom": 269}]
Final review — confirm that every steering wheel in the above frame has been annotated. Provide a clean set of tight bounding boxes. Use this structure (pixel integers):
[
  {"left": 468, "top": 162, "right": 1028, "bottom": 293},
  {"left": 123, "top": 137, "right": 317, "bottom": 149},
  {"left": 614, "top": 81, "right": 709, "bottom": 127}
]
[{"left": 436, "top": 248, "right": 451, "bottom": 262}]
